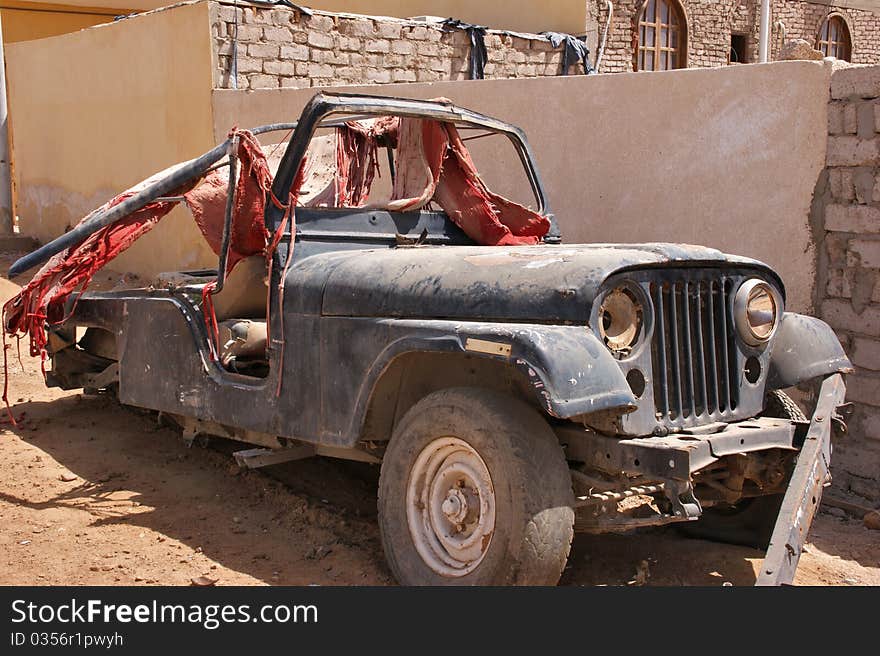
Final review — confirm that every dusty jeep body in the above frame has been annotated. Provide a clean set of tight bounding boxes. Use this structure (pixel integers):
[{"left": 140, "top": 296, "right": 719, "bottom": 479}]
[{"left": 18, "top": 94, "right": 852, "bottom": 586}]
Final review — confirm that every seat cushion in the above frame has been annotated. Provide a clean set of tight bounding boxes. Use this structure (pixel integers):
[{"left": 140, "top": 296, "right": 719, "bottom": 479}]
[{"left": 217, "top": 319, "right": 267, "bottom": 366}]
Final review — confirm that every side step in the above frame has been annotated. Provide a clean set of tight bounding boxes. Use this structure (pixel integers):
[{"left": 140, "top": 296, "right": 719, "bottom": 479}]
[{"left": 233, "top": 446, "right": 315, "bottom": 469}]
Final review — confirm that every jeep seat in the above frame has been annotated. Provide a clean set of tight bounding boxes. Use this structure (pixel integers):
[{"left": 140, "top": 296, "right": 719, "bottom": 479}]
[
  {"left": 211, "top": 256, "right": 268, "bottom": 321},
  {"left": 217, "top": 318, "right": 267, "bottom": 368},
  {"left": 150, "top": 255, "right": 268, "bottom": 322}
]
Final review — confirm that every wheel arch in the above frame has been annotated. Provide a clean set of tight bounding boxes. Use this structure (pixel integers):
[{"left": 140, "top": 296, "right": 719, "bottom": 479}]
[
  {"left": 351, "top": 321, "right": 638, "bottom": 444},
  {"left": 767, "top": 313, "right": 852, "bottom": 389},
  {"left": 360, "top": 350, "right": 540, "bottom": 444}
]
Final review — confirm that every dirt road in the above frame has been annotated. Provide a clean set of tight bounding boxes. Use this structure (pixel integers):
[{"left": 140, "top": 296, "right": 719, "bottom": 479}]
[{"left": 1, "top": 255, "right": 877, "bottom": 586}]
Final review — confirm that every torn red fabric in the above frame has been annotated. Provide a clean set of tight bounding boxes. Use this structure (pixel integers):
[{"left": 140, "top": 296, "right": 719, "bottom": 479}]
[
  {"left": 383, "top": 117, "right": 550, "bottom": 245},
  {"left": 185, "top": 130, "right": 276, "bottom": 274},
  {"left": 335, "top": 122, "right": 380, "bottom": 208},
  {"left": 434, "top": 125, "right": 550, "bottom": 245},
  {"left": 3, "top": 186, "right": 191, "bottom": 360},
  {"left": 2, "top": 114, "right": 550, "bottom": 390},
  {"left": 185, "top": 130, "right": 288, "bottom": 359},
  {"left": 0, "top": 182, "right": 191, "bottom": 423},
  {"left": 2, "top": 130, "right": 277, "bottom": 368}
]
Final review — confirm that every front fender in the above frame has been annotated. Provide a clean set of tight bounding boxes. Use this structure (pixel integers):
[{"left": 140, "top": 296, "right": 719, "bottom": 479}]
[
  {"left": 767, "top": 313, "right": 852, "bottom": 389},
  {"left": 357, "top": 319, "right": 637, "bottom": 422}
]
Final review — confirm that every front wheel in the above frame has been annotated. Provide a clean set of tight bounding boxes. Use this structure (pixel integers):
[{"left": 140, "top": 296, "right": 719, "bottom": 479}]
[{"left": 378, "top": 388, "right": 575, "bottom": 585}]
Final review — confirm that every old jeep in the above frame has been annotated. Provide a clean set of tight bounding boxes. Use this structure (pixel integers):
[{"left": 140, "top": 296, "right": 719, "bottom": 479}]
[{"left": 8, "top": 93, "right": 852, "bottom": 586}]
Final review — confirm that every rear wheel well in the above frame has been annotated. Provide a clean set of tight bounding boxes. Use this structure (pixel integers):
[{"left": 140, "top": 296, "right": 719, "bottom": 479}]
[{"left": 361, "top": 351, "right": 541, "bottom": 443}]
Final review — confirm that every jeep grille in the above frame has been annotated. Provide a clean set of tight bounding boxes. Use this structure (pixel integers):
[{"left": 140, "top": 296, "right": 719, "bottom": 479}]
[{"left": 649, "top": 275, "right": 740, "bottom": 426}]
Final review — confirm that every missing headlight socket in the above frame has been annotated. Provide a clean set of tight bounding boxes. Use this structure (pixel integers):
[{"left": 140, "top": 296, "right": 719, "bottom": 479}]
[{"left": 598, "top": 286, "right": 644, "bottom": 359}]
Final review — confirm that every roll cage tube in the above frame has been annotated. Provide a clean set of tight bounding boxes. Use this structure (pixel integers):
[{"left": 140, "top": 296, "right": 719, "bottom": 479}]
[
  {"left": 8, "top": 94, "right": 556, "bottom": 278},
  {"left": 7, "top": 121, "right": 297, "bottom": 278},
  {"left": 264, "top": 92, "right": 559, "bottom": 241}
]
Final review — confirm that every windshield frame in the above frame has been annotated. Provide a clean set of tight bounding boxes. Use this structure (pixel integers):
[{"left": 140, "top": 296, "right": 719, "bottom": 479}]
[{"left": 263, "top": 92, "right": 558, "bottom": 242}]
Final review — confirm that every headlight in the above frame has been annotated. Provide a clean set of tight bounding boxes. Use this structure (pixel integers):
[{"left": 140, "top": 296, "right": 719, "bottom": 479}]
[
  {"left": 597, "top": 286, "right": 644, "bottom": 358},
  {"left": 734, "top": 279, "right": 781, "bottom": 346}
]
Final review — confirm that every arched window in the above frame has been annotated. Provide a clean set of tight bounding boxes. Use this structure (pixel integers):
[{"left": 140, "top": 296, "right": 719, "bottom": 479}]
[
  {"left": 635, "top": 0, "right": 687, "bottom": 71},
  {"left": 817, "top": 15, "right": 852, "bottom": 61}
]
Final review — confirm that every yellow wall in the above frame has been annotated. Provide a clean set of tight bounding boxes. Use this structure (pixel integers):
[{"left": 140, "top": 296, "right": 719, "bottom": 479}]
[
  {"left": 5, "top": 1, "right": 218, "bottom": 276},
  {"left": 302, "top": 0, "right": 588, "bottom": 34},
  {"left": 0, "top": 2, "right": 129, "bottom": 43}
]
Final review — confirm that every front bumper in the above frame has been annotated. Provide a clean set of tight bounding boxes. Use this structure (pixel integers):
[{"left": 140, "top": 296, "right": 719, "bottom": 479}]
[
  {"left": 756, "top": 374, "right": 846, "bottom": 586},
  {"left": 559, "top": 374, "right": 847, "bottom": 586},
  {"left": 571, "top": 415, "right": 800, "bottom": 483}
]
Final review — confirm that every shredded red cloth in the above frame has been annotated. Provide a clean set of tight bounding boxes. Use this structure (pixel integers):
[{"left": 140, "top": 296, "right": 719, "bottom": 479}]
[
  {"left": 435, "top": 123, "right": 550, "bottom": 245},
  {"left": 185, "top": 130, "right": 290, "bottom": 359},
  {"left": 1, "top": 130, "right": 280, "bottom": 420},
  {"left": 335, "top": 122, "right": 381, "bottom": 207},
  {"left": 2, "top": 113, "right": 550, "bottom": 418},
  {"left": 384, "top": 117, "right": 549, "bottom": 245},
  {"left": 0, "top": 180, "right": 191, "bottom": 422},
  {"left": 3, "top": 131, "right": 277, "bottom": 358},
  {"left": 185, "top": 131, "right": 276, "bottom": 273},
  {"left": 3, "top": 187, "right": 191, "bottom": 359}
]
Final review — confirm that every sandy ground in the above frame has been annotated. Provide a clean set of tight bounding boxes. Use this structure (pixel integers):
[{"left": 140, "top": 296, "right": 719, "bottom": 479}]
[{"left": 0, "top": 252, "right": 877, "bottom": 587}]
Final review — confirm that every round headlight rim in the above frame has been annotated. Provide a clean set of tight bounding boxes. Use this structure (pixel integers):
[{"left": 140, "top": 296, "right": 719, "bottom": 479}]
[
  {"left": 734, "top": 278, "right": 782, "bottom": 347},
  {"left": 593, "top": 281, "right": 650, "bottom": 360}
]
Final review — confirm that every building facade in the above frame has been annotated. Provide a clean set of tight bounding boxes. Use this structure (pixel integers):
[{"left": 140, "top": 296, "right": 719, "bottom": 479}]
[{"left": 588, "top": 0, "right": 880, "bottom": 73}]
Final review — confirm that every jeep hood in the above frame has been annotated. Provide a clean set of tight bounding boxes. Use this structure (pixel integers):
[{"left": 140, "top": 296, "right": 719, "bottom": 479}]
[{"left": 317, "top": 243, "right": 782, "bottom": 322}]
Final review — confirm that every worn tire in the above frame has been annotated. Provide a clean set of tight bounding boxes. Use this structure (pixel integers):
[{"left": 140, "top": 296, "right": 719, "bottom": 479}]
[
  {"left": 763, "top": 389, "right": 807, "bottom": 422},
  {"left": 678, "top": 390, "right": 804, "bottom": 550},
  {"left": 378, "top": 387, "right": 575, "bottom": 586}
]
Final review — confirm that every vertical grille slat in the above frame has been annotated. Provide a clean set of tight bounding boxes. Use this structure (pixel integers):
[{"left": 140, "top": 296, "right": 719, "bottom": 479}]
[
  {"left": 651, "top": 283, "right": 670, "bottom": 417},
  {"left": 707, "top": 281, "right": 721, "bottom": 413},
  {"left": 725, "top": 281, "right": 739, "bottom": 410},
  {"left": 717, "top": 279, "right": 732, "bottom": 413},
  {"left": 694, "top": 281, "right": 709, "bottom": 416},
  {"left": 651, "top": 271, "right": 741, "bottom": 428},
  {"left": 681, "top": 282, "right": 696, "bottom": 418},
  {"left": 668, "top": 284, "right": 683, "bottom": 420}
]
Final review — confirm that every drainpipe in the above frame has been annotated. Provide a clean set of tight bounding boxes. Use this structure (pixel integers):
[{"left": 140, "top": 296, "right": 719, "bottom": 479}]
[
  {"left": 0, "top": 13, "right": 13, "bottom": 235},
  {"left": 594, "top": 1, "right": 613, "bottom": 72},
  {"left": 758, "top": 0, "right": 771, "bottom": 63}
]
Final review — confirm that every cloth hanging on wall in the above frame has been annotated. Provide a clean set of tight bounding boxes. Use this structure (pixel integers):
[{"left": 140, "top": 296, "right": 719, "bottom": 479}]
[
  {"left": 441, "top": 18, "right": 489, "bottom": 80},
  {"left": 542, "top": 32, "right": 594, "bottom": 75}
]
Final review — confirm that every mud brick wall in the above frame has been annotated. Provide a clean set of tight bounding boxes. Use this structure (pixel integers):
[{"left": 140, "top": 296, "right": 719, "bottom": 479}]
[
  {"left": 209, "top": 1, "right": 880, "bottom": 85},
  {"left": 816, "top": 65, "right": 880, "bottom": 502},
  {"left": 209, "top": 2, "right": 571, "bottom": 90},
  {"left": 591, "top": 1, "right": 880, "bottom": 74}
]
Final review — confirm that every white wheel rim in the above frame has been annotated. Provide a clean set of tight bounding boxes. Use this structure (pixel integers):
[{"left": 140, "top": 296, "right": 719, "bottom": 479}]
[{"left": 406, "top": 437, "right": 496, "bottom": 577}]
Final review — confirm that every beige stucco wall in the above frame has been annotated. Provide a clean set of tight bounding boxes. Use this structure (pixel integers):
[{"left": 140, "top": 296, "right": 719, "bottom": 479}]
[
  {"left": 6, "top": 1, "right": 218, "bottom": 277},
  {"left": 213, "top": 61, "right": 830, "bottom": 313}
]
